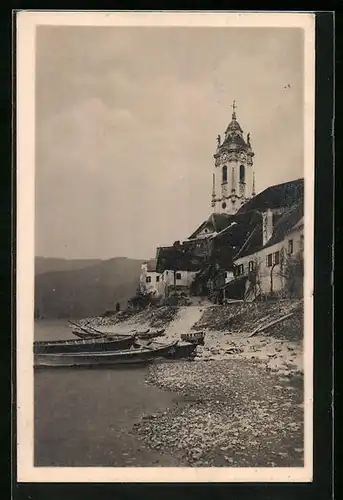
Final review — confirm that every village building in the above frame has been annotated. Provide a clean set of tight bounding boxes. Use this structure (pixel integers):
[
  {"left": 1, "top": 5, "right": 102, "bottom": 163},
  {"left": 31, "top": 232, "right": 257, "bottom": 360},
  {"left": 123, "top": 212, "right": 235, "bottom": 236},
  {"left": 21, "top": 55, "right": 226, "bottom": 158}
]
[
  {"left": 232, "top": 202, "right": 304, "bottom": 300},
  {"left": 139, "top": 259, "right": 163, "bottom": 296},
  {"left": 154, "top": 242, "right": 202, "bottom": 299},
  {"left": 139, "top": 101, "right": 304, "bottom": 303}
]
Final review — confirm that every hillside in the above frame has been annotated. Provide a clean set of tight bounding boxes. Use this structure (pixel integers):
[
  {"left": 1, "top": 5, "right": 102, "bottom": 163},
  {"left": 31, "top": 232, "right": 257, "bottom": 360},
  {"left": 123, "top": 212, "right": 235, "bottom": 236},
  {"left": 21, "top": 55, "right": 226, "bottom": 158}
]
[
  {"left": 35, "top": 257, "right": 103, "bottom": 275},
  {"left": 35, "top": 257, "right": 144, "bottom": 319}
]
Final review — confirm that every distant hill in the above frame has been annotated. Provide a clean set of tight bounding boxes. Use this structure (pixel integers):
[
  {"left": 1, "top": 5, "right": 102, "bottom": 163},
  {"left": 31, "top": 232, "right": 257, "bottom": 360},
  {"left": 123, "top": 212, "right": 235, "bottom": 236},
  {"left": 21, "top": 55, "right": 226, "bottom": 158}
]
[
  {"left": 35, "top": 257, "right": 103, "bottom": 275},
  {"left": 34, "top": 257, "right": 144, "bottom": 319}
]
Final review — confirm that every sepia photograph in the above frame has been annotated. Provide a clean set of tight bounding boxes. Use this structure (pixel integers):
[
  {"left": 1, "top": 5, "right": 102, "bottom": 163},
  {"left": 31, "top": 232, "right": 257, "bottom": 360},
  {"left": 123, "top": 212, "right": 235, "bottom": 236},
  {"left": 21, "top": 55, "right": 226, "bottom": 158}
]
[{"left": 16, "top": 11, "right": 315, "bottom": 483}]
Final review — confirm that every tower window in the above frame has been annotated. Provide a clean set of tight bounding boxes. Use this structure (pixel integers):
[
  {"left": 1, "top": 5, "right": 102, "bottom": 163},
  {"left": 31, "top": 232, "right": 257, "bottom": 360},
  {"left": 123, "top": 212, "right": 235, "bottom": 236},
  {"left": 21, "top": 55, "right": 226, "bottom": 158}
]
[
  {"left": 222, "top": 165, "right": 227, "bottom": 183},
  {"left": 239, "top": 164, "right": 245, "bottom": 183},
  {"left": 222, "top": 202, "right": 227, "bottom": 209},
  {"left": 176, "top": 272, "right": 182, "bottom": 280}
]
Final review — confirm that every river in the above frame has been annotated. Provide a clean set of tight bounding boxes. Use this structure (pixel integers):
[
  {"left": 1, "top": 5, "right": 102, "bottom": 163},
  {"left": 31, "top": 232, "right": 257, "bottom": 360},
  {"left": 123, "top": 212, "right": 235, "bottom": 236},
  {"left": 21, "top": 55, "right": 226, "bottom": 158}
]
[{"left": 34, "top": 319, "right": 179, "bottom": 466}]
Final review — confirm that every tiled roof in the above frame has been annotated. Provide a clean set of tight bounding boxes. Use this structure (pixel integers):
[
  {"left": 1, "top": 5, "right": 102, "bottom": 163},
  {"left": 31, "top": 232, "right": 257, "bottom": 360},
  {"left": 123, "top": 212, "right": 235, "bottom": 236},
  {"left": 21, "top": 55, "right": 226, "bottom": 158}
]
[
  {"left": 156, "top": 246, "right": 204, "bottom": 273},
  {"left": 188, "top": 212, "right": 233, "bottom": 239},
  {"left": 238, "top": 178, "right": 304, "bottom": 214},
  {"left": 234, "top": 203, "right": 304, "bottom": 259},
  {"left": 145, "top": 259, "right": 157, "bottom": 272},
  {"left": 263, "top": 203, "right": 304, "bottom": 249}
]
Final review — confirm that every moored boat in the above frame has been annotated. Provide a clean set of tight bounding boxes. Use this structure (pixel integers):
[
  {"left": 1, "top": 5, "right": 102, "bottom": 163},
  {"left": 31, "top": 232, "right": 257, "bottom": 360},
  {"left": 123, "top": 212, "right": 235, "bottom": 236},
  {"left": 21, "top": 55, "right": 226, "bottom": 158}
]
[
  {"left": 136, "top": 329, "right": 165, "bottom": 340},
  {"left": 34, "top": 341, "right": 178, "bottom": 368},
  {"left": 146, "top": 340, "right": 197, "bottom": 360},
  {"left": 34, "top": 335, "right": 136, "bottom": 354}
]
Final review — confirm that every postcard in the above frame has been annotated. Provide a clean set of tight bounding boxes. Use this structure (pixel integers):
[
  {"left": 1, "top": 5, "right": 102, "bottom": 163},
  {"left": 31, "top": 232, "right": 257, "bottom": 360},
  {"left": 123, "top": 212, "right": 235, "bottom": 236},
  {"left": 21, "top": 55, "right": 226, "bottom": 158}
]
[{"left": 16, "top": 10, "right": 315, "bottom": 482}]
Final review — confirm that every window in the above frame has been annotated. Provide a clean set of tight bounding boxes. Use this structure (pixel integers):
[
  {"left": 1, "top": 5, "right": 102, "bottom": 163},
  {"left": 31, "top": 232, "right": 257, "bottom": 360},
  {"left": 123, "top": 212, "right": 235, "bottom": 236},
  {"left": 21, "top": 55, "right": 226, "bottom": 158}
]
[
  {"left": 156, "top": 276, "right": 160, "bottom": 282},
  {"left": 235, "top": 264, "right": 244, "bottom": 276},
  {"left": 300, "top": 234, "right": 304, "bottom": 251},
  {"left": 222, "top": 165, "right": 228, "bottom": 183},
  {"left": 274, "top": 251, "right": 280, "bottom": 265},
  {"left": 239, "top": 164, "right": 245, "bottom": 183},
  {"left": 267, "top": 253, "right": 273, "bottom": 267},
  {"left": 146, "top": 276, "right": 151, "bottom": 283},
  {"left": 248, "top": 261, "right": 255, "bottom": 272},
  {"left": 288, "top": 239, "right": 294, "bottom": 254},
  {"left": 222, "top": 202, "right": 227, "bottom": 209},
  {"left": 176, "top": 272, "right": 182, "bottom": 280},
  {"left": 224, "top": 272, "right": 228, "bottom": 278}
]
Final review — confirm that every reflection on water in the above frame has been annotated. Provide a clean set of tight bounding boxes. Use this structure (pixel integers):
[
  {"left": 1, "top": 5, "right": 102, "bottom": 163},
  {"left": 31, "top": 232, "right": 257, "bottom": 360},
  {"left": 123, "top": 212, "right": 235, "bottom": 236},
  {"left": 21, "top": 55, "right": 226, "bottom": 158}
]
[{"left": 34, "top": 319, "right": 179, "bottom": 467}]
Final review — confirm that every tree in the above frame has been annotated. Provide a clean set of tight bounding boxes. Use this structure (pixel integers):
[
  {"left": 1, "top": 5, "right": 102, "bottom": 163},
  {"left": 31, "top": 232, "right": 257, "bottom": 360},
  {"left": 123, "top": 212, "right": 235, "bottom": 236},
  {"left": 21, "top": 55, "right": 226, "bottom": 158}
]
[
  {"left": 276, "top": 250, "right": 304, "bottom": 298},
  {"left": 128, "top": 286, "right": 160, "bottom": 310},
  {"left": 245, "top": 256, "right": 262, "bottom": 301}
]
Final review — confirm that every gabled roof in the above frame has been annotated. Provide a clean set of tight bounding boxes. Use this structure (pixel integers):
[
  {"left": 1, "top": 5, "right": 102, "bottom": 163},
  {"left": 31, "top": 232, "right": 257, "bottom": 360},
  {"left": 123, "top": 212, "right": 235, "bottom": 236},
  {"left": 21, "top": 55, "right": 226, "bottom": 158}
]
[
  {"left": 234, "top": 202, "right": 304, "bottom": 259},
  {"left": 263, "top": 203, "right": 304, "bottom": 249},
  {"left": 238, "top": 178, "right": 304, "bottom": 214},
  {"left": 188, "top": 212, "right": 233, "bottom": 239}
]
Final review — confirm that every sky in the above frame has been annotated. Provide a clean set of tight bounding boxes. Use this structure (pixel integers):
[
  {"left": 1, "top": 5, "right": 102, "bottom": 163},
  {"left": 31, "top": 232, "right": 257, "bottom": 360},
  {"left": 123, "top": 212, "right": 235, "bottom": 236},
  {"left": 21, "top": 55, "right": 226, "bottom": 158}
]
[{"left": 35, "top": 26, "right": 304, "bottom": 260}]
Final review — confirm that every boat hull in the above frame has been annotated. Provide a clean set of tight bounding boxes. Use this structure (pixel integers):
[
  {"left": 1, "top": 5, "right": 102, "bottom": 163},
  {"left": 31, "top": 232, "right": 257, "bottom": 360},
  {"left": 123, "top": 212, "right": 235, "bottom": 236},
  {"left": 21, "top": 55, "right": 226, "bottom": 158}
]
[
  {"left": 34, "top": 342, "right": 178, "bottom": 368},
  {"left": 34, "top": 335, "right": 136, "bottom": 354},
  {"left": 137, "top": 330, "right": 165, "bottom": 340}
]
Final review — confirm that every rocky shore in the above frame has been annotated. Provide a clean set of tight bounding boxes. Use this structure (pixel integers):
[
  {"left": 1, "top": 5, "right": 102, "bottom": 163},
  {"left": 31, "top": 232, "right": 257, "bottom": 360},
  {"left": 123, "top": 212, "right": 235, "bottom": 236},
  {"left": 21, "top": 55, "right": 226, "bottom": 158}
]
[
  {"left": 80, "top": 300, "right": 304, "bottom": 467},
  {"left": 133, "top": 358, "right": 304, "bottom": 467}
]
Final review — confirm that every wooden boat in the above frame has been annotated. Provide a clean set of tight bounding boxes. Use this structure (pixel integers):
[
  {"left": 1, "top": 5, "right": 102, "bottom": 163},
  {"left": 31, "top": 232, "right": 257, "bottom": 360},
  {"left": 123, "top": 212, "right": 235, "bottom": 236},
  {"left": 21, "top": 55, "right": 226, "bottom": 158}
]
[
  {"left": 180, "top": 331, "right": 205, "bottom": 345},
  {"left": 69, "top": 320, "right": 137, "bottom": 340},
  {"left": 136, "top": 329, "right": 165, "bottom": 340},
  {"left": 71, "top": 330, "right": 102, "bottom": 340},
  {"left": 33, "top": 335, "right": 136, "bottom": 354},
  {"left": 147, "top": 340, "right": 197, "bottom": 360},
  {"left": 34, "top": 341, "right": 178, "bottom": 368}
]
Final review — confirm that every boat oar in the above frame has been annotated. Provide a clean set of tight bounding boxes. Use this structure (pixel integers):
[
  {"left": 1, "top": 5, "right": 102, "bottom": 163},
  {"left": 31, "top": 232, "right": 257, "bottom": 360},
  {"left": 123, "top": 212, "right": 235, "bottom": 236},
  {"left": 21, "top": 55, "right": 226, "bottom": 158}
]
[{"left": 68, "top": 320, "right": 100, "bottom": 337}]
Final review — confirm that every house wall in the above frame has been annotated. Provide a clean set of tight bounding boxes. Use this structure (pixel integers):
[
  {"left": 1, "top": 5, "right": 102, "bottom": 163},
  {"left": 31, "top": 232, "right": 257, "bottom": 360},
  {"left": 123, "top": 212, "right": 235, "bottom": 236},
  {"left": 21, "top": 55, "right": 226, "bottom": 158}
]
[
  {"left": 234, "top": 225, "right": 303, "bottom": 295},
  {"left": 224, "top": 271, "right": 235, "bottom": 284},
  {"left": 162, "top": 270, "right": 198, "bottom": 288},
  {"left": 139, "top": 264, "right": 163, "bottom": 296}
]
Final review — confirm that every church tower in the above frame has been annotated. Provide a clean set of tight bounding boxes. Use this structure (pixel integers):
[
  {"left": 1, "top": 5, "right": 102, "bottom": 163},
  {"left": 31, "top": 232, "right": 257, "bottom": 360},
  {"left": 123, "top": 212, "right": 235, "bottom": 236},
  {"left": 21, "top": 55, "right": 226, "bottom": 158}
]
[{"left": 211, "top": 102, "right": 255, "bottom": 214}]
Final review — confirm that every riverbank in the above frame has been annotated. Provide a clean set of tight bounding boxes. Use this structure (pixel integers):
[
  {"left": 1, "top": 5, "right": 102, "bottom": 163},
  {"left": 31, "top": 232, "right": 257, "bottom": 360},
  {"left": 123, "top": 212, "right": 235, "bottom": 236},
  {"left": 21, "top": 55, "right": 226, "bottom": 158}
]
[{"left": 133, "top": 358, "right": 304, "bottom": 467}]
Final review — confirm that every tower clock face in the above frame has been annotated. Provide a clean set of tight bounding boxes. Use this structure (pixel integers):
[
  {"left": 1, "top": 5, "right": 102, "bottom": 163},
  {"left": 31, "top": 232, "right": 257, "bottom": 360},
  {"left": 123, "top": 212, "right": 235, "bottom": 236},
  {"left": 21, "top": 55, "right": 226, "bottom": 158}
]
[
  {"left": 240, "top": 152, "right": 247, "bottom": 161},
  {"left": 221, "top": 152, "right": 228, "bottom": 162}
]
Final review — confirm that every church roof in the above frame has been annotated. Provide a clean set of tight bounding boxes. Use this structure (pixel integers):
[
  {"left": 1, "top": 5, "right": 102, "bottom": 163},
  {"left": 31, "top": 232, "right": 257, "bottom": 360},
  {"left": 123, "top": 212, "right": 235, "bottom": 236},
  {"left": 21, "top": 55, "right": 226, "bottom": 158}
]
[
  {"left": 188, "top": 213, "right": 234, "bottom": 239},
  {"left": 219, "top": 104, "right": 250, "bottom": 151},
  {"left": 238, "top": 178, "right": 304, "bottom": 214}
]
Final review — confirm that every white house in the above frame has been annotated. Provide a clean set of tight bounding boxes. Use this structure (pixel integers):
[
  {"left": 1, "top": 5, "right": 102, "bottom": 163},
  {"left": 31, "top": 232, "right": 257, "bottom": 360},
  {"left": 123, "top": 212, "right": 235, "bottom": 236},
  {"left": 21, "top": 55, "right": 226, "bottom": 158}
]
[
  {"left": 139, "top": 259, "right": 163, "bottom": 296},
  {"left": 233, "top": 204, "right": 304, "bottom": 297}
]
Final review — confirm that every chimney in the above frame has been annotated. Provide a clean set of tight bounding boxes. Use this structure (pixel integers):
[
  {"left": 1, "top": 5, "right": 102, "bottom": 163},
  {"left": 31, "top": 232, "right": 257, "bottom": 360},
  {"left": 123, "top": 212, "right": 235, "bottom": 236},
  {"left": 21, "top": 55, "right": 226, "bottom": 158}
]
[{"left": 262, "top": 209, "right": 273, "bottom": 245}]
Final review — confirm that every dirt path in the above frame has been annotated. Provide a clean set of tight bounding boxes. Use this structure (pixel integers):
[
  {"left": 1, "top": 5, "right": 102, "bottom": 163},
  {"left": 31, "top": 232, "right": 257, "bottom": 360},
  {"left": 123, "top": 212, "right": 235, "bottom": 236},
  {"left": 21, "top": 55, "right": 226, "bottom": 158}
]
[{"left": 163, "top": 306, "right": 207, "bottom": 341}]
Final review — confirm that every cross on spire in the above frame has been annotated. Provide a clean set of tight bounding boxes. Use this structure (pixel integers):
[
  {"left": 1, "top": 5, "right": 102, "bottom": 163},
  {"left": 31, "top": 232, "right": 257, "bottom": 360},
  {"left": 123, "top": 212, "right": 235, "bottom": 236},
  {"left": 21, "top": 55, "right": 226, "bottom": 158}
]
[{"left": 231, "top": 100, "right": 237, "bottom": 119}]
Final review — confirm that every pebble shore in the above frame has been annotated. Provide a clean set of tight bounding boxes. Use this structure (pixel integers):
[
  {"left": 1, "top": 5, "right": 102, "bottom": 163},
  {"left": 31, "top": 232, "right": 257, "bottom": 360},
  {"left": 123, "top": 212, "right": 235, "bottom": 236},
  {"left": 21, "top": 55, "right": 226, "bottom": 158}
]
[{"left": 133, "top": 358, "right": 304, "bottom": 467}]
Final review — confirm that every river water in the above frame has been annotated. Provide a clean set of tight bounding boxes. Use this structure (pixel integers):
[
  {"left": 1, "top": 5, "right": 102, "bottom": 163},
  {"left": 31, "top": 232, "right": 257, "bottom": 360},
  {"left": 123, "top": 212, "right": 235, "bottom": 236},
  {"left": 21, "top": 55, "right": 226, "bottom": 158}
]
[{"left": 34, "top": 320, "right": 179, "bottom": 466}]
